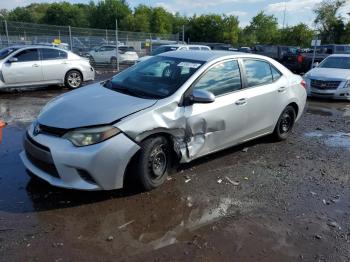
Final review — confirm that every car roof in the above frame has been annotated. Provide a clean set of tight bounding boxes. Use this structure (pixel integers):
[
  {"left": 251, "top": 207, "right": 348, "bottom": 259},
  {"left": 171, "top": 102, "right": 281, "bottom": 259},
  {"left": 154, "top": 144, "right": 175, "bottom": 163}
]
[
  {"left": 4, "top": 45, "right": 68, "bottom": 51},
  {"left": 159, "top": 50, "right": 260, "bottom": 62},
  {"left": 161, "top": 44, "right": 210, "bottom": 48}
]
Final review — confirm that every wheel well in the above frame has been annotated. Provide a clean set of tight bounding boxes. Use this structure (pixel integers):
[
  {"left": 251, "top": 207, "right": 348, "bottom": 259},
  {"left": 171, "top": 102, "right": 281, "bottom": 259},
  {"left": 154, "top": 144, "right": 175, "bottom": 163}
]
[
  {"left": 288, "top": 102, "right": 299, "bottom": 117},
  {"left": 65, "top": 69, "right": 83, "bottom": 81}
]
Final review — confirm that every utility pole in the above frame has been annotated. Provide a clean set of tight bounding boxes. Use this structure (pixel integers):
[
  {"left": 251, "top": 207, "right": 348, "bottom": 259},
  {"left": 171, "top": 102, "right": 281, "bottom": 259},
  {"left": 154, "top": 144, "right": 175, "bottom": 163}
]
[
  {"left": 282, "top": 1, "right": 286, "bottom": 29},
  {"left": 115, "top": 19, "right": 119, "bottom": 72},
  {"left": 182, "top": 25, "right": 185, "bottom": 44}
]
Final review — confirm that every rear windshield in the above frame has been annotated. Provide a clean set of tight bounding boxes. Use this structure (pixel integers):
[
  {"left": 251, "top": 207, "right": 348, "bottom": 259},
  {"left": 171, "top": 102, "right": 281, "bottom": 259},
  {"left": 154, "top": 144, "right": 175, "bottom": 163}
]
[
  {"left": 151, "top": 46, "right": 178, "bottom": 56},
  {"left": 0, "top": 47, "right": 20, "bottom": 60},
  {"left": 104, "top": 56, "right": 204, "bottom": 99},
  {"left": 119, "top": 46, "right": 135, "bottom": 52},
  {"left": 319, "top": 57, "right": 350, "bottom": 69}
]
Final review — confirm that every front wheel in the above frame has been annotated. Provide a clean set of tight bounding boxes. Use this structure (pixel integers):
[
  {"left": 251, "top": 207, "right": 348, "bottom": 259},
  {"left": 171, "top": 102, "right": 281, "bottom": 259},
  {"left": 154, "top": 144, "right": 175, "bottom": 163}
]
[
  {"left": 65, "top": 70, "right": 82, "bottom": 89},
  {"left": 135, "top": 136, "right": 171, "bottom": 191},
  {"left": 273, "top": 106, "right": 296, "bottom": 141}
]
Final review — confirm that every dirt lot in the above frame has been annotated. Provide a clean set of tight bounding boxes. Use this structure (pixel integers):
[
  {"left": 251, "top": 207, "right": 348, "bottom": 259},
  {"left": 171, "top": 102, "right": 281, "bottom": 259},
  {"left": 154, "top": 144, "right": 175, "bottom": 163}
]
[{"left": 0, "top": 77, "right": 349, "bottom": 261}]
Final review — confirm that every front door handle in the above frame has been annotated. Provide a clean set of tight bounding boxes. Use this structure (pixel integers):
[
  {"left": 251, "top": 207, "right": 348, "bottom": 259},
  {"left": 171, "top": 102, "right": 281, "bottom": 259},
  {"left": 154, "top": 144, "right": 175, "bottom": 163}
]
[
  {"left": 32, "top": 64, "right": 39, "bottom": 67},
  {"left": 278, "top": 87, "right": 287, "bottom": 93},
  {"left": 235, "top": 98, "right": 247, "bottom": 106}
]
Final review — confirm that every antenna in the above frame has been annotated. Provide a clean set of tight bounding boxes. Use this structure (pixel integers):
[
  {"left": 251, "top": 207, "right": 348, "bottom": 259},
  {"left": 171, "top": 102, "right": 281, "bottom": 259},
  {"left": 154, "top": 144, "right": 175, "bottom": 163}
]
[{"left": 282, "top": 1, "right": 286, "bottom": 29}]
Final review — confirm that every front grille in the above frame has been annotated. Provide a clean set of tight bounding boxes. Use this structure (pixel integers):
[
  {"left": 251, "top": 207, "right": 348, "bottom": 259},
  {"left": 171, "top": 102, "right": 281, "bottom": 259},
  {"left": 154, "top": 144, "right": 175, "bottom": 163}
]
[
  {"left": 39, "top": 124, "right": 67, "bottom": 137},
  {"left": 24, "top": 133, "right": 60, "bottom": 178},
  {"left": 310, "top": 79, "right": 341, "bottom": 90}
]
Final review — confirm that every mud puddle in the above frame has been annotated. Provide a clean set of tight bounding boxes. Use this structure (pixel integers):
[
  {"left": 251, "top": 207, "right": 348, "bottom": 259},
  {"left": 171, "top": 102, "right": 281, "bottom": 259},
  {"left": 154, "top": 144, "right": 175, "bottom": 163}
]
[{"left": 305, "top": 131, "right": 350, "bottom": 151}]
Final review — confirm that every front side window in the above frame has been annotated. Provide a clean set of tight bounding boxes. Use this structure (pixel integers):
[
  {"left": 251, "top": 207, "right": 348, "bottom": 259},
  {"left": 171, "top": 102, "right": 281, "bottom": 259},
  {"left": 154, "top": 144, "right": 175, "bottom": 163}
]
[
  {"left": 243, "top": 59, "right": 273, "bottom": 87},
  {"left": 189, "top": 47, "right": 200, "bottom": 50},
  {"left": 41, "top": 49, "right": 67, "bottom": 60},
  {"left": 104, "top": 56, "right": 204, "bottom": 99},
  {"left": 13, "top": 49, "right": 39, "bottom": 62},
  {"left": 193, "top": 60, "right": 241, "bottom": 96}
]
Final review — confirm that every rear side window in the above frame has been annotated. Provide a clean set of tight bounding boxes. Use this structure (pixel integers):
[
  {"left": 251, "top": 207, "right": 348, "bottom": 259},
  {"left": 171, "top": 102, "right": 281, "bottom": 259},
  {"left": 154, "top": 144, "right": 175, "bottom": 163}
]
[
  {"left": 189, "top": 46, "right": 200, "bottom": 50},
  {"left": 243, "top": 59, "right": 273, "bottom": 87},
  {"left": 13, "top": 49, "right": 39, "bottom": 62},
  {"left": 193, "top": 60, "right": 241, "bottom": 96},
  {"left": 41, "top": 49, "right": 67, "bottom": 60},
  {"left": 200, "top": 47, "right": 210, "bottom": 50},
  {"left": 271, "top": 66, "right": 282, "bottom": 81}
]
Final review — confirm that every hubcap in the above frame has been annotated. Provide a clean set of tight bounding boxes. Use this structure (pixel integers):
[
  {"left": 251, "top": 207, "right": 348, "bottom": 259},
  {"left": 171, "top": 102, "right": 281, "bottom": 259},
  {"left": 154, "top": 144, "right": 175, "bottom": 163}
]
[
  {"left": 280, "top": 112, "right": 292, "bottom": 134},
  {"left": 150, "top": 145, "right": 167, "bottom": 178},
  {"left": 68, "top": 73, "right": 81, "bottom": 88}
]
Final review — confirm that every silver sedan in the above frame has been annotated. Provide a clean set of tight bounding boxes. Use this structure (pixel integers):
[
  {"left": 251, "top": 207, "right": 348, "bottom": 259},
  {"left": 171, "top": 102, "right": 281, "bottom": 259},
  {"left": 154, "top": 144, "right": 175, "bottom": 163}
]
[
  {"left": 0, "top": 45, "right": 95, "bottom": 90},
  {"left": 21, "top": 51, "right": 307, "bottom": 191}
]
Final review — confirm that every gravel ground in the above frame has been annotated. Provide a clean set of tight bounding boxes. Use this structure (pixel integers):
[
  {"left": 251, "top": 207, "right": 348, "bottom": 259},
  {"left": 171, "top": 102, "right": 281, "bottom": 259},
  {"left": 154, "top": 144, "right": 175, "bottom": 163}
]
[{"left": 0, "top": 78, "right": 349, "bottom": 261}]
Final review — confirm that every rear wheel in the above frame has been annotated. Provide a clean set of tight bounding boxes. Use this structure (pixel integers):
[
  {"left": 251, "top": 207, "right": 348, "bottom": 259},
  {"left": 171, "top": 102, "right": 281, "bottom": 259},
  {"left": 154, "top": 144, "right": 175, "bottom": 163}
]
[
  {"left": 273, "top": 106, "right": 296, "bottom": 141},
  {"left": 135, "top": 136, "right": 171, "bottom": 191},
  {"left": 65, "top": 70, "right": 82, "bottom": 89}
]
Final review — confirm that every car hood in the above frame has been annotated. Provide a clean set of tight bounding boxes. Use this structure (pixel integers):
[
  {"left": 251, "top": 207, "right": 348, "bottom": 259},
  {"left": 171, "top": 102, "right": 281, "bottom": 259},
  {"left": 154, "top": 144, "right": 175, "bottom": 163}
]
[
  {"left": 37, "top": 83, "right": 157, "bottom": 129},
  {"left": 306, "top": 68, "right": 350, "bottom": 80}
]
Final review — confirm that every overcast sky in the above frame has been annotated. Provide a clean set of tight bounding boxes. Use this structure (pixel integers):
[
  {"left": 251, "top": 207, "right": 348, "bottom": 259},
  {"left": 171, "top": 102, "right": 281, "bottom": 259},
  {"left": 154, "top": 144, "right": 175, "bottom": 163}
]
[{"left": 1, "top": 0, "right": 350, "bottom": 27}]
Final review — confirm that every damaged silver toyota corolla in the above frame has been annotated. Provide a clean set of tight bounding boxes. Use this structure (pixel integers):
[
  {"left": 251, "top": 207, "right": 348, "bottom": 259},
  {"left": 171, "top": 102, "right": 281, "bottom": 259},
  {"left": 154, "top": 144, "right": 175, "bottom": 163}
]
[{"left": 21, "top": 51, "right": 307, "bottom": 191}]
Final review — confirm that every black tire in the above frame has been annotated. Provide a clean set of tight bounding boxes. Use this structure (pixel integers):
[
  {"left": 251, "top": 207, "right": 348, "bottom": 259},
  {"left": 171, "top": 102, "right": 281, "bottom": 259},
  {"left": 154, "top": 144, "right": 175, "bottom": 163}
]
[
  {"left": 110, "top": 57, "right": 117, "bottom": 69},
  {"left": 273, "top": 105, "right": 296, "bottom": 141},
  {"left": 135, "top": 136, "right": 171, "bottom": 191},
  {"left": 65, "top": 70, "right": 83, "bottom": 89}
]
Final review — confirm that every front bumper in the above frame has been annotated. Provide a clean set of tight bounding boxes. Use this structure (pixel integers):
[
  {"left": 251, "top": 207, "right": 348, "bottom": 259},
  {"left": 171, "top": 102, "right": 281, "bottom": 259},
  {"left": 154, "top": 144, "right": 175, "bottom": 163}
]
[
  {"left": 20, "top": 124, "right": 140, "bottom": 190},
  {"left": 305, "top": 78, "right": 350, "bottom": 100},
  {"left": 82, "top": 67, "right": 95, "bottom": 81}
]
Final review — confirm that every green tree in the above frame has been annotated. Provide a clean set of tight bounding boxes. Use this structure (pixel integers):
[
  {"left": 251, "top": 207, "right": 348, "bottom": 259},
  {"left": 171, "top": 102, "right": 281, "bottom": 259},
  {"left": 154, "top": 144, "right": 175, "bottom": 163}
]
[
  {"left": 186, "top": 14, "right": 225, "bottom": 43},
  {"left": 6, "top": 7, "right": 35, "bottom": 23},
  {"left": 314, "top": 0, "right": 345, "bottom": 43},
  {"left": 222, "top": 15, "right": 240, "bottom": 45},
  {"left": 42, "top": 2, "right": 88, "bottom": 27},
  {"left": 133, "top": 5, "right": 152, "bottom": 32},
  {"left": 90, "top": 0, "right": 132, "bottom": 30},
  {"left": 341, "top": 22, "right": 350, "bottom": 43},
  {"left": 150, "top": 7, "right": 173, "bottom": 34},
  {"left": 244, "top": 12, "right": 279, "bottom": 45},
  {"left": 280, "top": 23, "right": 315, "bottom": 47}
]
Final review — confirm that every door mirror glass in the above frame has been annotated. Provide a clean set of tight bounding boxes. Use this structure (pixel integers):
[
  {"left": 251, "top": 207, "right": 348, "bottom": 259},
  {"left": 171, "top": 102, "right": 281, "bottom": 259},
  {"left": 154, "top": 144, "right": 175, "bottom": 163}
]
[
  {"left": 7, "top": 57, "right": 18, "bottom": 63},
  {"left": 190, "top": 89, "right": 215, "bottom": 104}
]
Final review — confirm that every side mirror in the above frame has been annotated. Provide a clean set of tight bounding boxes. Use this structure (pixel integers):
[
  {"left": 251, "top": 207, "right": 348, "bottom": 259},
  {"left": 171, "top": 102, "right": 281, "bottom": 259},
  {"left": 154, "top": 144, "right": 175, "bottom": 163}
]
[
  {"left": 313, "top": 62, "right": 319, "bottom": 68},
  {"left": 187, "top": 90, "right": 215, "bottom": 105},
  {"left": 7, "top": 57, "right": 18, "bottom": 63}
]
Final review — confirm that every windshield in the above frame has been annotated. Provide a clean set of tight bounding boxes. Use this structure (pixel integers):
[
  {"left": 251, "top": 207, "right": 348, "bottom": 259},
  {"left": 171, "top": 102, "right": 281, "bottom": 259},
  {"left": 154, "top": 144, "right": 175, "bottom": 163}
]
[
  {"left": 0, "top": 47, "right": 20, "bottom": 60},
  {"left": 151, "top": 46, "right": 178, "bottom": 56},
  {"left": 104, "top": 56, "right": 204, "bottom": 99},
  {"left": 319, "top": 57, "right": 350, "bottom": 69}
]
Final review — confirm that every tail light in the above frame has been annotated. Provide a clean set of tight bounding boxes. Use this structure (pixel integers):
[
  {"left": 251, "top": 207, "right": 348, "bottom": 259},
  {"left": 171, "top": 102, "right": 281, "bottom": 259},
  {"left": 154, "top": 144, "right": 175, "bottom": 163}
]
[
  {"left": 301, "top": 79, "right": 306, "bottom": 89},
  {"left": 297, "top": 54, "right": 304, "bottom": 64}
]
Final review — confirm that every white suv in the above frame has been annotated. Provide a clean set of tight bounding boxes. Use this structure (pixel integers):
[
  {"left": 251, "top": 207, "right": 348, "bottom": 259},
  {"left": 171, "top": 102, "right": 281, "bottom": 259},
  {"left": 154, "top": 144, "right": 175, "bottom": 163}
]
[{"left": 88, "top": 45, "right": 139, "bottom": 67}]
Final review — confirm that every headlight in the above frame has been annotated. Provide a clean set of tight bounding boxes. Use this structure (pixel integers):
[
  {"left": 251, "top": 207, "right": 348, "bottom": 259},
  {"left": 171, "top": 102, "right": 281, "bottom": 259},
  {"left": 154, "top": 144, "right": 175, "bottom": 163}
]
[
  {"left": 345, "top": 80, "right": 350, "bottom": 88},
  {"left": 63, "top": 126, "right": 120, "bottom": 147}
]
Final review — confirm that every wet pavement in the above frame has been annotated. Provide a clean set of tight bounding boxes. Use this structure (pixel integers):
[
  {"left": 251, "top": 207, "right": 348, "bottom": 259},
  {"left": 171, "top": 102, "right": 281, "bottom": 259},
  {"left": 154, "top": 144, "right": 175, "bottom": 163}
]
[{"left": 0, "top": 83, "right": 350, "bottom": 261}]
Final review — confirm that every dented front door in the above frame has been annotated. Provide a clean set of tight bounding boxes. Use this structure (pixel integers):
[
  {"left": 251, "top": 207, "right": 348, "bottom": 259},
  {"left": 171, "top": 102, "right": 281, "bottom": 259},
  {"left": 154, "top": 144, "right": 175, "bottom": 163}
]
[{"left": 183, "top": 59, "right": 248, "bottom": 160}]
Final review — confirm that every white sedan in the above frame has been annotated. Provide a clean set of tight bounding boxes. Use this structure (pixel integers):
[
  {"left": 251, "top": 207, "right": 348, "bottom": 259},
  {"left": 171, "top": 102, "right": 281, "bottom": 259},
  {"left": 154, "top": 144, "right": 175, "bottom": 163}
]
[{"left": 0, "top": 45, "right": 95, "bottom": 90}]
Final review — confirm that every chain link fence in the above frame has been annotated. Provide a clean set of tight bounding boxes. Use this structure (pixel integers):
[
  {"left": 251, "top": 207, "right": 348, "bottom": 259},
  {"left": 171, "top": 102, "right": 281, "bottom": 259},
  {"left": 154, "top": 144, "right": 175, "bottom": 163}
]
[{"left": 0, "top": 20, "right": 180, "bottom": 71}]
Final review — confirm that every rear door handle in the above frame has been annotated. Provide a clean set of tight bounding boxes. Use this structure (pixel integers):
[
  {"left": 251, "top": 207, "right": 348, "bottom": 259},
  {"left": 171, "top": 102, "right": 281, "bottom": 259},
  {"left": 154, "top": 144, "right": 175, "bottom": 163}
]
[
  {"left": 32, "top": 64, "right": 39, "bottom": 67},
  {"left": 278, "top": 87, "right": 287, "bottom": 93},
  {"left": 235, "top": 98, "right": 247, "bottom": 106}
]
